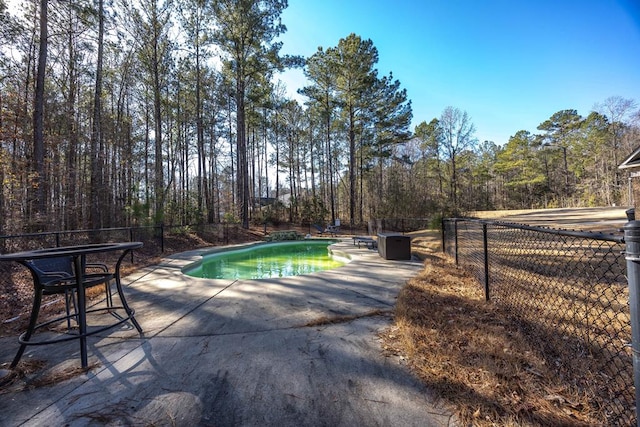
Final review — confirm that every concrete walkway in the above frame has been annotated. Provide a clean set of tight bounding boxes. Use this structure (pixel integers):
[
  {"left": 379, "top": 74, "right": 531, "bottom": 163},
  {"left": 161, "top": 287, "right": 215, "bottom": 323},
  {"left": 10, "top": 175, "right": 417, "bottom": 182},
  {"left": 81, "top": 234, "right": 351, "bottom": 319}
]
[{"left": 0, "top": 240, "right": 457, "bottom": 426}]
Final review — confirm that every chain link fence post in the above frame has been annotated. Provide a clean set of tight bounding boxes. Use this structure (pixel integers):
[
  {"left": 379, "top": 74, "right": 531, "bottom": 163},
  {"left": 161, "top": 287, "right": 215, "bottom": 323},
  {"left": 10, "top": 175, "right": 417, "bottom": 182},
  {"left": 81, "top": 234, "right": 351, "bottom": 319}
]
[
  {"left": 624, "top": 220, "right": 640, "bottom": 427},
  {"left": 454, "top": 219, "right": 459, "bottom": 266},
  {"left": 441, "top": 218, "right": 446, "bottom": 254},
  {"left": 483, "top": 222, "right": 490, "bottom": 301}
]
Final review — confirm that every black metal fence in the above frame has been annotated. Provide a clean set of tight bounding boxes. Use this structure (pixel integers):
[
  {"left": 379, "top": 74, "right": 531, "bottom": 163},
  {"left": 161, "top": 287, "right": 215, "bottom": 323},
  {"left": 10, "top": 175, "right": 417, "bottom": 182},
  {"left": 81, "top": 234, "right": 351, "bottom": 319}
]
[
  {"left": 368, "top": 218, "right": 434, "bottom": 235},
  {"left": 0, "top": 223, "right": 239, "bottom": 326},
  {"left": 0, "top": 226, "right": 164, "bottom": 255},
  {"left": 443, "top": 218, "right": 633, "bottom": 426}
]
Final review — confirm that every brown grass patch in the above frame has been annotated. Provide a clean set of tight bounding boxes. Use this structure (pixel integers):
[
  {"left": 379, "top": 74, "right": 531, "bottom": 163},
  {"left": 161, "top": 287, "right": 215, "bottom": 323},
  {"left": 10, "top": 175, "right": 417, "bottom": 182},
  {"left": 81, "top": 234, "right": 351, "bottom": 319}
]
[
  {"left": 408, "top": 230, "right": 442, "bottom": 260},
  {"left": 0, "top": 358, "right": 98, "bottom": 393},
  {"left": 383, "top": 254, "right": 602, "bottom": 426},
  {"left": 303, "top": 309, "right": 391, "bottom": 327}
]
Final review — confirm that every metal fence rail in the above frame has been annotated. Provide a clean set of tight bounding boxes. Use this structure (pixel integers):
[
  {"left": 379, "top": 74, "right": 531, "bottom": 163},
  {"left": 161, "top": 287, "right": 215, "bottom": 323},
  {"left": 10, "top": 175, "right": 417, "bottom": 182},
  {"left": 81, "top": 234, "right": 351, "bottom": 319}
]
[{"left": 443, "top": 218, "right": 633, "bottom": 426}]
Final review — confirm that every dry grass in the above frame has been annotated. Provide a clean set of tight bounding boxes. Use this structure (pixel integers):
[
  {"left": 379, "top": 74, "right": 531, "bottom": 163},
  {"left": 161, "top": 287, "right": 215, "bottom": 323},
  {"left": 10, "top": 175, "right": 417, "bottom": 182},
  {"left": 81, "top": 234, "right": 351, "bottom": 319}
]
[
  {"left": 470, "top": 207, "right": 629, "bottom": 234},
  {"left": 303, "top": 309, "right": 391, "bottom": 327},
  {"left": 2, "top": 220, "right": 629, "bottom": 423},
  {"left": 0, "top": 358, "right": 99, "bottom": 393},
  {"left": 383, "top": 252, "right": 605, "bottom": 426}
]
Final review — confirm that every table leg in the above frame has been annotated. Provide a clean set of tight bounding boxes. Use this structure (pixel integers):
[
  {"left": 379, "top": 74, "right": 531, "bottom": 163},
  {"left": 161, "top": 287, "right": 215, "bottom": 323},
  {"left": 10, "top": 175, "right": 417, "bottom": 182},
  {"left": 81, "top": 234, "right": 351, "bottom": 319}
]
[
  {"left": 10, "top": 288, "right": 43, "bottom": 368},
  {"left": 73, "top": 255, "right": 88, "bottom": 369},
  {"left": 114, "top": 249, "right": 143, "bottom": 334}
]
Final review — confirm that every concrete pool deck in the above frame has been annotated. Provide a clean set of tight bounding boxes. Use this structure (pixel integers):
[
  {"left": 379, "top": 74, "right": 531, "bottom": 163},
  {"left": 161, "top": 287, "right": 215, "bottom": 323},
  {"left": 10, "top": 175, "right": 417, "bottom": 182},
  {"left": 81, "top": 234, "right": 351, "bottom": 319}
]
[{"left": 0, "top": 239, "right": 457, "bottom": 426}]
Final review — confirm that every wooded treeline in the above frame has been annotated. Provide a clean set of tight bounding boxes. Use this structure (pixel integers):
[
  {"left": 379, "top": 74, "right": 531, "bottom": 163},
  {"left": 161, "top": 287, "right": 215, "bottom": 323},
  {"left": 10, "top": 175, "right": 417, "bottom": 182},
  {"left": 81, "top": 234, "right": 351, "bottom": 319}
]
[
  {"left": 0, "top": 0, "right": 639, "bottom": 236},
  {"left": 410, "top": 98, "right": 640, "bottom": 216},
  {"left": 0, "top": 0, "right": 413, "bottom": 233}
]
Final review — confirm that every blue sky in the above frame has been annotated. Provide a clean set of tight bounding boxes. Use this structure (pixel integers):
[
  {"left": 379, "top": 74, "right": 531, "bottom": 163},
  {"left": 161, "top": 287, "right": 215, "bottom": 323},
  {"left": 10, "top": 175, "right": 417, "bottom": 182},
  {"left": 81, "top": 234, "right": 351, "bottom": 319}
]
[{"left": 275, "top": 0, "right": 640, "bottom": 146}]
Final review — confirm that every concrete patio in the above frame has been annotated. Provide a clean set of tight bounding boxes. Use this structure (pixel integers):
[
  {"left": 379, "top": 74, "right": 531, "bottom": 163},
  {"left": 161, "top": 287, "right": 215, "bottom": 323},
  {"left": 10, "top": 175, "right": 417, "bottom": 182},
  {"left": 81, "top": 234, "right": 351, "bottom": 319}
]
[{"left": 0, "top": 240, "right": 457, "bottom": 426}]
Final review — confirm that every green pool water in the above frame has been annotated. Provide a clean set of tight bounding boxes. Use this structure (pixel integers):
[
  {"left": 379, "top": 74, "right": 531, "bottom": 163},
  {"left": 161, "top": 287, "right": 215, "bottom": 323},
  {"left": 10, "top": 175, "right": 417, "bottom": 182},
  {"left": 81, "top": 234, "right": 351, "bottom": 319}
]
[{"left": 185, "top": 240, "right": 346, "bottom": 279}]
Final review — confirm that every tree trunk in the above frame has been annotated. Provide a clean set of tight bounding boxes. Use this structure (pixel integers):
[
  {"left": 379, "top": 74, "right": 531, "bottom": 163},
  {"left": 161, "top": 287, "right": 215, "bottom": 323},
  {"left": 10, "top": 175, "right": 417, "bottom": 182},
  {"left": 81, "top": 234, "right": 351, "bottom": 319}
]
[
  {"left": 153, "top": 40, "right": 163, "bottom": 224},
  {"left": 90, "top": 0, "right": 104, "bottom": 229},
  {"left": 228, "top": 93, "right": 235, "bottom": 207},
  {"left": 30, "top": 0, "right": 48, "bottom": 228},
  {"left": 348, "top": 104, "right": 355, "bottom": 226},
  {"left": 275, "top": 109, "right": 280, "bottom": 202},
  {"left": 144, "top": 100, "right": 151, "bottom": 219},
  {"left": 236, "top": 78, "right": 249, "bottom": 228},
  {"left": 309, "top": 116, "right": 316, "bottom": 200},
  {"left": 359, "top": 134, "right": 363, "bottom": 223},
  {"left": 326, "top": 93, "right": 335, "bottom": 224},
  {"left": 196, "top": 40, "right": 204, "bottom": 222},
  {"left": 65, "top": 14, "right": 78, "bottom": 230}
]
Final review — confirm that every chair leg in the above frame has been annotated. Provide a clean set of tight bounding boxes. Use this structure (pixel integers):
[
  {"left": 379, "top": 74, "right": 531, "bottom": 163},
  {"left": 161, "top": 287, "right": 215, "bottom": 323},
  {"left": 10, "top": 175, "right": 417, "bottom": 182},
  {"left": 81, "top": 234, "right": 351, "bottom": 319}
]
[
  {"left": 64, "top": 290, "right": 72, "bottom": 330},
  {"left": 64, "top": 289, "right": 80, "bottom": 330},
  {"left": 104, "top": 280, "right": 113, "bottom": 308},
  {"left": 11, "top": 289, "right": 43, "bottom": 368}
]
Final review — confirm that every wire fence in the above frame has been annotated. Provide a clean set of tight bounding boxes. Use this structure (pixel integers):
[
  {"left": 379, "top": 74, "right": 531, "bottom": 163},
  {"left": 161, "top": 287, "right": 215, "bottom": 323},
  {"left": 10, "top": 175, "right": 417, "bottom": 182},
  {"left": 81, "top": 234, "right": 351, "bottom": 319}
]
[
  {"left": 6, "top": 217, "right": 635, "bottom": 423},
  {"left": 367, "top": 218, "right": 434, "bottom": 235},
  {"left": 0, "top": 223, "right": 240, "bottom": 326},
  {"left": 443, "top": 218, "right": 633, "bottom": 426},
  {"left": 1, "top": 218, "right": 407, "bottom": 327}
]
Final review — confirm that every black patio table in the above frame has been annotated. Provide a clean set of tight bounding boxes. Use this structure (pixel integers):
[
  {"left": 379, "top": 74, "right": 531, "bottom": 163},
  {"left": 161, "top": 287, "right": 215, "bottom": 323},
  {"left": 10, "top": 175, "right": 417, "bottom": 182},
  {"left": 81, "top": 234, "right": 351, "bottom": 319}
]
[{"left": 0, "top": 242, "right": 144, "bottom": 369}]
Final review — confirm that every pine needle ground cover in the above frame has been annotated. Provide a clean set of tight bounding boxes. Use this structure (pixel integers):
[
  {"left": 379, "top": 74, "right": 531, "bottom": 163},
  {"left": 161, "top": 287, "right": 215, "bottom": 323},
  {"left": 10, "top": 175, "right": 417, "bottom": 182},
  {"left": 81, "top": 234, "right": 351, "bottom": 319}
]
[{"left": 383, "top": 251, "right": 607, "bottom": 426}]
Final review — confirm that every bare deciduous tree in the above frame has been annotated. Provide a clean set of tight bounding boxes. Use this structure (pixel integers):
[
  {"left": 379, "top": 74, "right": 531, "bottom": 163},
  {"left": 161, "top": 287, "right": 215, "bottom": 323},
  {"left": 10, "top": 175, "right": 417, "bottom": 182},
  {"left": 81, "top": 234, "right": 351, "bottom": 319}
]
[{"left": 440, "top": 106, "right": 477, "bottom": 213}]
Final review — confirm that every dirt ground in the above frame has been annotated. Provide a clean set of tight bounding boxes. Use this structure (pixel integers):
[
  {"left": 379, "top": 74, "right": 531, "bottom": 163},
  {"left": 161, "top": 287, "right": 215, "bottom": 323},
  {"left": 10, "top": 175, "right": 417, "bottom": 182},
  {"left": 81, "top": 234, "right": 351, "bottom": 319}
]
[
  {"left": 386, "top": 207, "right": 633, "bottom": 426},
  {"left": 471, "top": 206, "right": 630, "bottom": 233}
]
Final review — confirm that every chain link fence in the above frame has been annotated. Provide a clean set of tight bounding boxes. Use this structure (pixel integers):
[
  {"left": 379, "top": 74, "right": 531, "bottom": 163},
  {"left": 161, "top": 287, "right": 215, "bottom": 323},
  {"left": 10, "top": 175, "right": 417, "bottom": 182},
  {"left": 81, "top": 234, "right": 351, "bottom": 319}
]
[
  {"left": 0, "top": 224, "right": 238, "bottom": 328},
  {"left": 368, "top": 218, "right": 434, "bottom": 235},
  {"left": 443, "top": 218, "right": 633, "bottom": 426}
]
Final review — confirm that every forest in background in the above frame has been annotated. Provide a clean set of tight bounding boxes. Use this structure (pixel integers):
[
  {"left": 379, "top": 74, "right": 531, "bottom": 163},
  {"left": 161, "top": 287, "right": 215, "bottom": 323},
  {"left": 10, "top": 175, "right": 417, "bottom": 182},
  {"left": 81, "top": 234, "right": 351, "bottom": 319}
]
[{"left": 0, "top": 0, "right": 639, "bottom": 235}]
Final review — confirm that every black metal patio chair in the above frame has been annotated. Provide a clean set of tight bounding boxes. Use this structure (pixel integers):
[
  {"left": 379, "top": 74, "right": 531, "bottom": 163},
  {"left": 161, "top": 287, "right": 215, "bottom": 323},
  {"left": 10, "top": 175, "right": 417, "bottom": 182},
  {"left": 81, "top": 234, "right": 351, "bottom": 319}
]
[{"left": 10, "top": 256, "right": 115, "bottom": 367}]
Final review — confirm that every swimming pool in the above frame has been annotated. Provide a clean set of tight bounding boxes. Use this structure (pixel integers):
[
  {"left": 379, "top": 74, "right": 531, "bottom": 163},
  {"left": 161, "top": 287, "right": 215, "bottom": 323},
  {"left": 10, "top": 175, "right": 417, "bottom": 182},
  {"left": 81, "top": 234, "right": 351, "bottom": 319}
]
[{"left": 184, "top": 240, "right": 348, "bottom": 280}]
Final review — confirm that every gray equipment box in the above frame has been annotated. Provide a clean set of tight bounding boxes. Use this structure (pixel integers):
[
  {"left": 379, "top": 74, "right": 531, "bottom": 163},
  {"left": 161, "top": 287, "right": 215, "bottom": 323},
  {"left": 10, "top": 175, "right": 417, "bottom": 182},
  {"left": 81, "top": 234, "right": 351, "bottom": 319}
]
[{"left": 377, "top": 233, "right": 411, "bottom": 260}]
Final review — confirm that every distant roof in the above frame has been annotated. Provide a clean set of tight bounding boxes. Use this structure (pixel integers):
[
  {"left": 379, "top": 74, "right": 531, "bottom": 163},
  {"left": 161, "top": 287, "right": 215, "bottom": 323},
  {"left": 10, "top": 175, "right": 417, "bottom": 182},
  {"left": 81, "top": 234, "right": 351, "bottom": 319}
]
[{"left": 619, "top": 146, "right": 640, "bottom": 170}]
